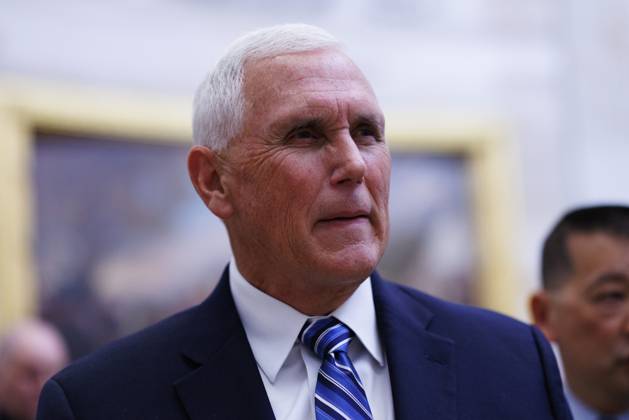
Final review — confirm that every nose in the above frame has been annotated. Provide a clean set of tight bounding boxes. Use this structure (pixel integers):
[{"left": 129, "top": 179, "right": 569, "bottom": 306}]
[{"left": 329, "top": 133, "right": 367, "bottom": 185}]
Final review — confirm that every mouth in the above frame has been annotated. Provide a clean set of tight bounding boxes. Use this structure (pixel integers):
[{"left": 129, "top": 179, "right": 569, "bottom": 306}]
[{"left": 318, "top": 211, "right": 370, "bottom": 224}]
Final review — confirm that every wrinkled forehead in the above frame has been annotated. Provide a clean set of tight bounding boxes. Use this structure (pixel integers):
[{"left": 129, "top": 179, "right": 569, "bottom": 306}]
[{"left": 242, "top": 48, "right": 380, "bottom": 113}]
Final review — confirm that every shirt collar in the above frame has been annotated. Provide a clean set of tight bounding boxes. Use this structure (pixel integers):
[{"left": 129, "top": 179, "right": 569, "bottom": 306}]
[
  {"left": 229, "top": 260, "right": 307, "bottom": 384},
  {"left": 330, "top": 274, "right": 385, "bottom": 367},
  {"left": 229, "top": 258, "right": 384, "bottom": 384}
]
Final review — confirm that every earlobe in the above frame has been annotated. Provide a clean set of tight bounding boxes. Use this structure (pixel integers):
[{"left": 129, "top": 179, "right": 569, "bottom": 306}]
[
  {"left": 187, "top": 146, "right": 234, "bottom": 219},
  {"left": 529, "top": 292, "right": 557, "bottom": 342}
]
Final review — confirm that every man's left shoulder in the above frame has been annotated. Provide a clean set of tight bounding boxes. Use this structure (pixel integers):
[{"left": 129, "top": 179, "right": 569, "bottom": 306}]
[
  {"left": 374, "top": 275, "right": 572, "bottom": 419},
  {"left": 373, "top": 274, "right": 547, "bottom": 352}
]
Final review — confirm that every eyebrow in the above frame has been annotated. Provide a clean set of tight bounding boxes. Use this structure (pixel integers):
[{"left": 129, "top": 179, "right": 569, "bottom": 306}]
[
  {"left": 270, "top": 111, "right": 384, "bottom": 135},
  {"left": 585, "top": 272, "right": 629, "bottom": 293},
  {"left": 354, "top": 113, "right": 385, "bottom": 130},
  {"left": 269, "top": 116, "right": 326, "bottom": 136}
]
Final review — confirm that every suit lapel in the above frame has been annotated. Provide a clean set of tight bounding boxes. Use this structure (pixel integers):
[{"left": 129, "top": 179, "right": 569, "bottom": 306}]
[
  {"left": 171, "top": 268, "right": 456, "bottom": 420},
  {"left": 173, "top": 268, "right": 275, "bottom": 420},
  {"left": 372, "top": 272, "right": 457, "bottom": 420}
]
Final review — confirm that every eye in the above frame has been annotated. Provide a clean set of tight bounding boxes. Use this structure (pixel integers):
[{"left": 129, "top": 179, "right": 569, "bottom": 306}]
[
  {"left": 294, "top": 128, "right": 317, "bottom": 139},
  {"left": 593, "top": 290, "right": 627, "bottom": 303},
  {"left": 591, "top": 288, "right": 628, "bottom": 317},
  {"left": 353, "top": 123, "right": 383, "bottom": 144},
  {"left": 285, "top": 125, "right": 323, "bottom": 144}
]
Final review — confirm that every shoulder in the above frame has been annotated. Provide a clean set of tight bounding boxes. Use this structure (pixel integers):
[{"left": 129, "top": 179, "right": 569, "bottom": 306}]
[
  {"left": 373, "top": 274, "right": 550, "bottom": 362},
  {"left": 374, "top": 275, "right": 572, "bottom": 419},
  {"left": 53, "top": 271, "right": 236, "bottom": 387},
  {"left": 54, "top": 302, "right": 204, "bottom": 387},
  {"left": 375, "top": 274, "right": 530, "bottom": 332},
  {"left": 38, "top": 304, "right": 205, "bottom": 419},
  {"left": 38, "top": 271, "right": 244, "bottom": 419}
]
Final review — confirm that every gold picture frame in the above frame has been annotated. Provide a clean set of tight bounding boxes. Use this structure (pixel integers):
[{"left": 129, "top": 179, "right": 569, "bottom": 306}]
[{"left": 0, "top": 78, "right": 520, "bottom": 335}]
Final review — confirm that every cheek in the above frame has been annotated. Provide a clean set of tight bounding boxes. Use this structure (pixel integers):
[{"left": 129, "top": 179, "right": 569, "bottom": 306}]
[
  {"left": 586, "top": 316, "right": 626, "bottom": 342},
  {"left": 365, "top": 157, "right": 391, "bottom": 209},
  {"left": 557, "top": 304, "right": 617, "bottom": 347},
  {"left": 249, "top": 157, "right": 321, "bottom": 227}
]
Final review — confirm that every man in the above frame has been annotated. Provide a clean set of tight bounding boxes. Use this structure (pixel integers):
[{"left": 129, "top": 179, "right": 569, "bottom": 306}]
[
  {"left": 531, "top": 206, "right": 629, "bottom": 420},
  {"left": 38, "top": 24, "right": 572, "bottom": 419},
  {"left": 0, "top": 319, "right": 68, "bottom": 420}
]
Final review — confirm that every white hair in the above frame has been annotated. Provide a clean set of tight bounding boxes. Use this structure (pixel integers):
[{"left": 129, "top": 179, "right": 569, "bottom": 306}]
[{"left": 192, "top": 23, "right": 341, "bottom": 150}]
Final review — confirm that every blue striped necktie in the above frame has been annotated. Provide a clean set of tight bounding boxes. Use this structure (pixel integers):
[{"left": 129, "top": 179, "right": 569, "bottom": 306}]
[{"left": 300, "top": 317, "right": 373, "bottom": 420}]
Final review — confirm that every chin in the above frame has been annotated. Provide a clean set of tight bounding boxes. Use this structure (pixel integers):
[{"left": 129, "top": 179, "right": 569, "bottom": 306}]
[{"left": 315, "top": 246, "right": 382, "bottom": 283}]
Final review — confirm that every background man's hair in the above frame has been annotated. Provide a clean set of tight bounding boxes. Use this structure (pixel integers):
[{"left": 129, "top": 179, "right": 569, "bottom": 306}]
[
  {"left": 541, "top": 205, "right": 629, "bottom": 290},
  {"left": 192, "top": 23, "right": 340, "bottom": 151}
]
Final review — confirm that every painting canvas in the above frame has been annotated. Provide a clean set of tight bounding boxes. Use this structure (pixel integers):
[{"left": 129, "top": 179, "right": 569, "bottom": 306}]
[
  {"left": 33, "top": 133, "right": 477, "bottom": 358},
  {"left": 380, "top": 153, "right": 476, "bottom": 304}
]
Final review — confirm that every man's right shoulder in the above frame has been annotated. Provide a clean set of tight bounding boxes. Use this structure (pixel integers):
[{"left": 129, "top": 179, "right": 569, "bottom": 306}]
[
  {"left": 38, "top": 304, "right": 206, "bottom": 420},
  {"left": 38, "top": 270, "right": 247, "bottom": 419},
  {"left": 54, "top": 268, "right": 235, "bottom": 388},
  {"left": 54, "top": 303, "right": 204, "bottom": 386}
]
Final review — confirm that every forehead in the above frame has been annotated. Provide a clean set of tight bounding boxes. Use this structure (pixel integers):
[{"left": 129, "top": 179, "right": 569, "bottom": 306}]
[
  {"left": 242, "top": 49, "right": 382, "bottom": 124},
  {"left": 565, "top": 232, "right": 629, "bottom": 283}
]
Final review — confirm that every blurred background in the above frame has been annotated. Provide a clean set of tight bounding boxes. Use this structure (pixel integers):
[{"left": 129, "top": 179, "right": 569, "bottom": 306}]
[{"left": 1, "top": 0, "right": 628, "bottom": 360}]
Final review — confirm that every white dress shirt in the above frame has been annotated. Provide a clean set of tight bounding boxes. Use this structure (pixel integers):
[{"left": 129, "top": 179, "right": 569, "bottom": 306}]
[{"left": 229, "top": 259, "right": 395, "bottom": 420}]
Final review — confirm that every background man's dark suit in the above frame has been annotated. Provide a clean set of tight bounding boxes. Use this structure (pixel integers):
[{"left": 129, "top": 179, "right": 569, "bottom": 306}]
[{"left": 38, "top": 269, "right": 572, "bottom": 420}]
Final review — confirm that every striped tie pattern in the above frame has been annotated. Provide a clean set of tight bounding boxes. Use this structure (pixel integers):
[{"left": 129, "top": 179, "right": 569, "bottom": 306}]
[{"left": 300, "top": 317, "right": 373, "bottom": 420}]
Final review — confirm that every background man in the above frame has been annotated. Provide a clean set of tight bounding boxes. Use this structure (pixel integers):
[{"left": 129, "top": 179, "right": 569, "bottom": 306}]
[
  {"left": 38, "top": 24, "right": 571, "bottom": 419},
  {"left": 0, "top": 319, "right": 68, "bottom": 420},
  {"left": 531, "top": 205, "right": 629, "bottom": 419}
]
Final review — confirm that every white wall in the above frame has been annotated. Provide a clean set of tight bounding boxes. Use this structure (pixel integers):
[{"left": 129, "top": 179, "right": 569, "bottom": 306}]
[{"left": 3, "top": 0, "right": 628, "bottom": 317}]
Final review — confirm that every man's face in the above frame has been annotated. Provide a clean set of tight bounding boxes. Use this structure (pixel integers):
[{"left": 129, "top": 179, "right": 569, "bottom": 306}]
[
  {"left": 221, "top": 48, "right": 390, "bottom": 295},
  {"left": 545, "top": 232, "right": 629, "bottom": 410}
]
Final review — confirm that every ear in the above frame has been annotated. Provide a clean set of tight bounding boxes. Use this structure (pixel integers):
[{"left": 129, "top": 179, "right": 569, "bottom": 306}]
[
  {"left": 529, "top": 291, "right": 558, "bottom": 342},
  {"left": 187, "top": 145, "right": 234, "bottom": 219}
]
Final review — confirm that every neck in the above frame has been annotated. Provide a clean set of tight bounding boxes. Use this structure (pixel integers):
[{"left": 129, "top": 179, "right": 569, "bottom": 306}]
[
  {"left": 567, "top": 375, "right": 629, "bottom": 415},
  {"left": 256, "top": 279, "right": 361, "bottom": 316},
  {"left": 233, "top": 260, "right": 364, "bottom": 315}
]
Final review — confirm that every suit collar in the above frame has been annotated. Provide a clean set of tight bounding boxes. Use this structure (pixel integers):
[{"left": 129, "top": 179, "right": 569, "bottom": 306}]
[
  {"left": 372, "top": 271, "right": 457, "bottom": 420},
  {"left": 172, "top": 268, "right": 457, "bottom": 420},
  {"left": 174, "top": 266, "right": 275, "bottom": 420}
]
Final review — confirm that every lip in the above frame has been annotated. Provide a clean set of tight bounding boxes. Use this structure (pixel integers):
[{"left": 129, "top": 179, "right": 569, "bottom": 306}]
[{"left": 318, "top": 209, "right": 370, "bottom": 223}]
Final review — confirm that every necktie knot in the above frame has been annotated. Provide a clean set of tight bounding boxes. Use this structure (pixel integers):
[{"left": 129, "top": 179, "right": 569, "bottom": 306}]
[
  {"left": 300, "top": 317, "right": 354, "bottom": 359},
  {"left": 301, "top": 317, "right": 373, "bottom": 419}
]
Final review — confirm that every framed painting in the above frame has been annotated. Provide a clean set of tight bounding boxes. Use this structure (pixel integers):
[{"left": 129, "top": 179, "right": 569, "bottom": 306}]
[{"left": 0, "top": 79, "right": 518, "bottom": 357}]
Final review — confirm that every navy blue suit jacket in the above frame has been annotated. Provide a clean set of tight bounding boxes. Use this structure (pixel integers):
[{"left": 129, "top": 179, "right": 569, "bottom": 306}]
[{"left": 38, "top": 269, "right": 572, "bottom": 419}]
